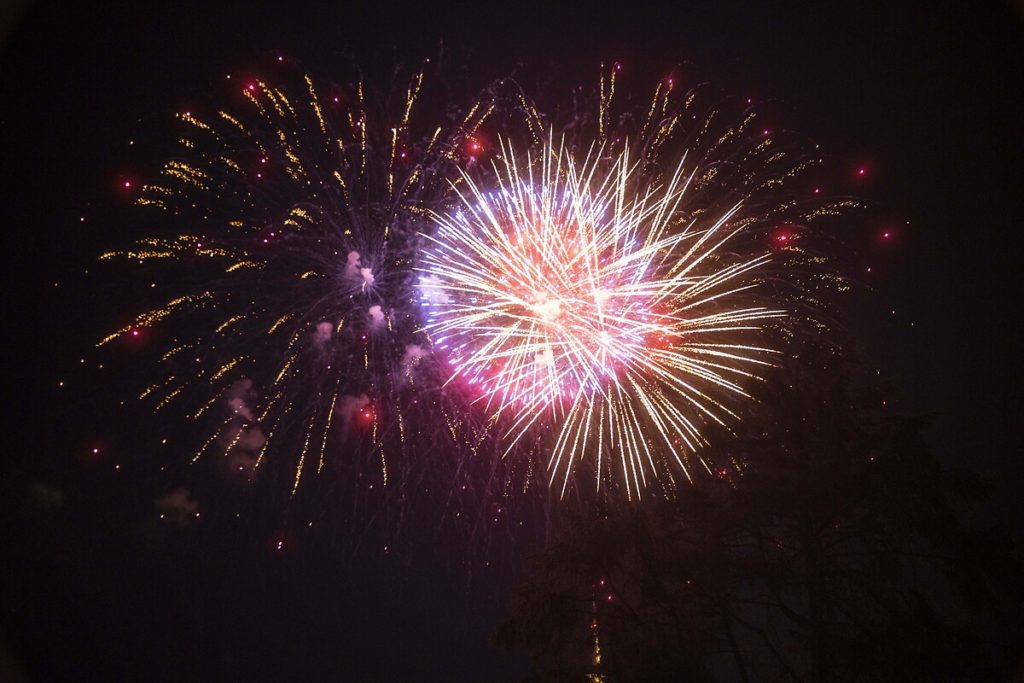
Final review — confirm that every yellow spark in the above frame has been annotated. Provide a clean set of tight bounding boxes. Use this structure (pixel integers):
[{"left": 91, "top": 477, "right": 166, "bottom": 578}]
[
  {"left": 268, "top": 314, "right": 292, "bottom": 335},
  {"left": 210, "top": 358, "right": 240, "bottom": 382}
]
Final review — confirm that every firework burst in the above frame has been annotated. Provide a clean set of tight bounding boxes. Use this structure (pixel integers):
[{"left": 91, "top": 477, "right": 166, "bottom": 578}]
[
  {"left": 97, "top": 66, "right": 499, "bottom": 515},
  {"left": 420, "top": 137, "right": 786, "bottom": 499},
  {"left": 419, "top": 65, "right": 852, "bottom": 500}
]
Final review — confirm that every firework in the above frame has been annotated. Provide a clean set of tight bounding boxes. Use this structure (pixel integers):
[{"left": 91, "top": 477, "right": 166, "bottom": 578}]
[
  {"left": 99, "top": 62, "right": 847, "bottom": 514},
  {"left": 420, "top": 67, "right": 848, "bottom": 500},
  {"left": 419, "top": 138, "right": 781, "bottom": 498},
  {"left": 97, "top": 65, "right": 498, "bottom": 510}
]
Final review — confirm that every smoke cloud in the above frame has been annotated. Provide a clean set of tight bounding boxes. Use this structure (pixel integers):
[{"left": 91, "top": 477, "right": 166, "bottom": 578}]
[
  {"left": 314, "top": 321, "right": 333, "bottom": 348},
  {"left": 368, "top": 305, "right": 385, "bottom": 329}
]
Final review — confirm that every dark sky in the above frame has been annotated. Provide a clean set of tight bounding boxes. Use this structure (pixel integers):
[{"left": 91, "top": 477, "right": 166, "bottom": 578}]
[{"left": 1, "top": 1, "right": 1022, "bottom": 680}]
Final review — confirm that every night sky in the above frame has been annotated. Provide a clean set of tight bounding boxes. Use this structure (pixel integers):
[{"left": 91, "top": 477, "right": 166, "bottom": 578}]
[{"left": 1, "top": 1, "right": 1022, "bottom": 680}]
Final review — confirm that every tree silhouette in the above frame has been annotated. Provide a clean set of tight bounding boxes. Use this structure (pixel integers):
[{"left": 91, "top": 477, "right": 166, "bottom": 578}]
[{"left": 496, "top": 349, "right": 1022, "bottom": 681}]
